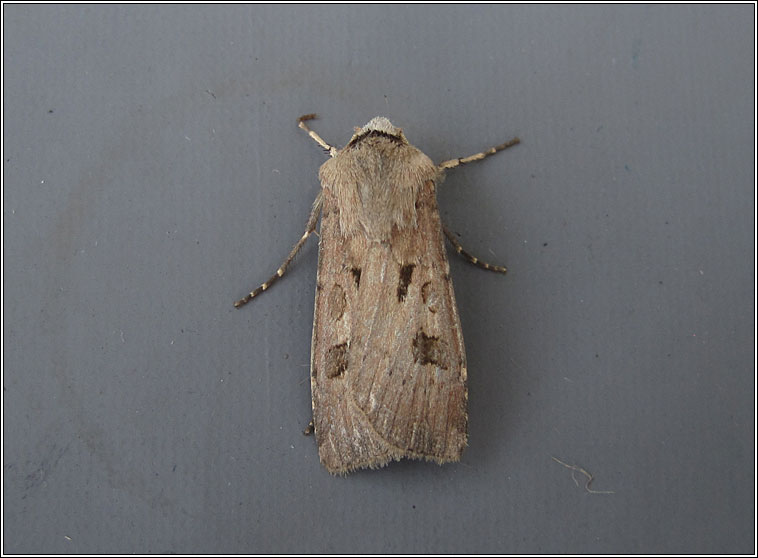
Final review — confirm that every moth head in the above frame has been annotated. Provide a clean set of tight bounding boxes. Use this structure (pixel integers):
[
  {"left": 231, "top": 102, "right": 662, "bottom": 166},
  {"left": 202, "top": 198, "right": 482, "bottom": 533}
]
[{"left": 346, "top": 116, "right": 409, "bottom": 147}]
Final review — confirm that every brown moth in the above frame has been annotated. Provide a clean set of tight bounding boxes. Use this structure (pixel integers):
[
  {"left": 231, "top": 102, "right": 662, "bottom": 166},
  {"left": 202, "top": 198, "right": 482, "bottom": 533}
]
[{"left": 235, "top": 115, "right": 519, "bottom": 474}]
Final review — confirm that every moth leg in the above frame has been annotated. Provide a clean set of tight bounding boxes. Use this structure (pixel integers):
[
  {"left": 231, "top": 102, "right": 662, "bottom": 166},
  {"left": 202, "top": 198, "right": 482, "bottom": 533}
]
[
  {"left": 302, "top": 419, "right": 314, "bottom": 436},
  {"left": 438, "top": 136, "right": 520, "bottom": 170},
  {"left": 443, "top": 224, "right": 507, "bottom": 274},
  {"left": 297, "top": 114, "right": 337, "bottom": 158},
  {"left": 234, "top": 192, "right": 323, "bottom": 308}
]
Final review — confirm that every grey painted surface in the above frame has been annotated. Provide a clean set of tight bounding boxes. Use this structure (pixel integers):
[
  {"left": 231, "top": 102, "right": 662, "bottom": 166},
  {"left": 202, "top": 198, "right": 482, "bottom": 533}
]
[{"left": 3, "top": 4, "right": 754, "bottom": 553}]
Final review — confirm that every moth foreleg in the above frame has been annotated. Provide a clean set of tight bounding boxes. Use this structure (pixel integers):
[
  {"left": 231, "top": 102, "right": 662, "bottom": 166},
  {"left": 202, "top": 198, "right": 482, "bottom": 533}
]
[
  {"left": 443, "top": 224, "right": 507, "bottom": 274},
  {"left": 297, "top": 114, "right": 337, "bottom": 158},
  {"left": 234, "top": 192, "right": 323, "bottom": 308},
  {"left": 438, "top": 136, "right": 520, "bottom": 170}
]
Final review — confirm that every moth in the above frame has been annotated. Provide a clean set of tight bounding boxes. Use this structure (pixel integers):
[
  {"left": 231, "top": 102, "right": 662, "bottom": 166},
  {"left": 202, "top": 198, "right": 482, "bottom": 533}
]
[{"left": 235, "top": 115, "right": 519, "bottom": 474}]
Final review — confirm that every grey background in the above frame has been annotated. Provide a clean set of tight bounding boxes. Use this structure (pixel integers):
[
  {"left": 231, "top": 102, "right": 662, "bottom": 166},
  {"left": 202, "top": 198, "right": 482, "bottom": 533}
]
[{"left": 3, "top": 4, "right": 754, "bottom": 554}]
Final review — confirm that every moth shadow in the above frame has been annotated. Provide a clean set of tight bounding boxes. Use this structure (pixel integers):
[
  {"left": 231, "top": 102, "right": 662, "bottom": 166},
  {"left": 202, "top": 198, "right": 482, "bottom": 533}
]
[{"left": 445, "top": 257, "right": 524, "bottom": 470}]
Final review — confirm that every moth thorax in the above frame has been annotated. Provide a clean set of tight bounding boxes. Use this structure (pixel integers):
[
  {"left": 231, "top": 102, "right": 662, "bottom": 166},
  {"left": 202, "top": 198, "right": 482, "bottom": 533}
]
[{"left": 361, "top": 116, "right": 400, "bottom": 136}]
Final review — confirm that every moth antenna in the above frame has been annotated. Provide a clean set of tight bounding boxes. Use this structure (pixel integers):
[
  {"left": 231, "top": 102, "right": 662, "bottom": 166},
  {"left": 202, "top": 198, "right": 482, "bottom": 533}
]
[
  {"left": 234, "top": 192, "right": 323, "bottom": 308},
  {"left": 438, "top": 136, "right": 520, "bottom": 170},
  {"left": 443, "top": 225, "right": 507, "bottom": 274},
  {"left": 297, "top": 114, "right": 338, "bottom": 158}
]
